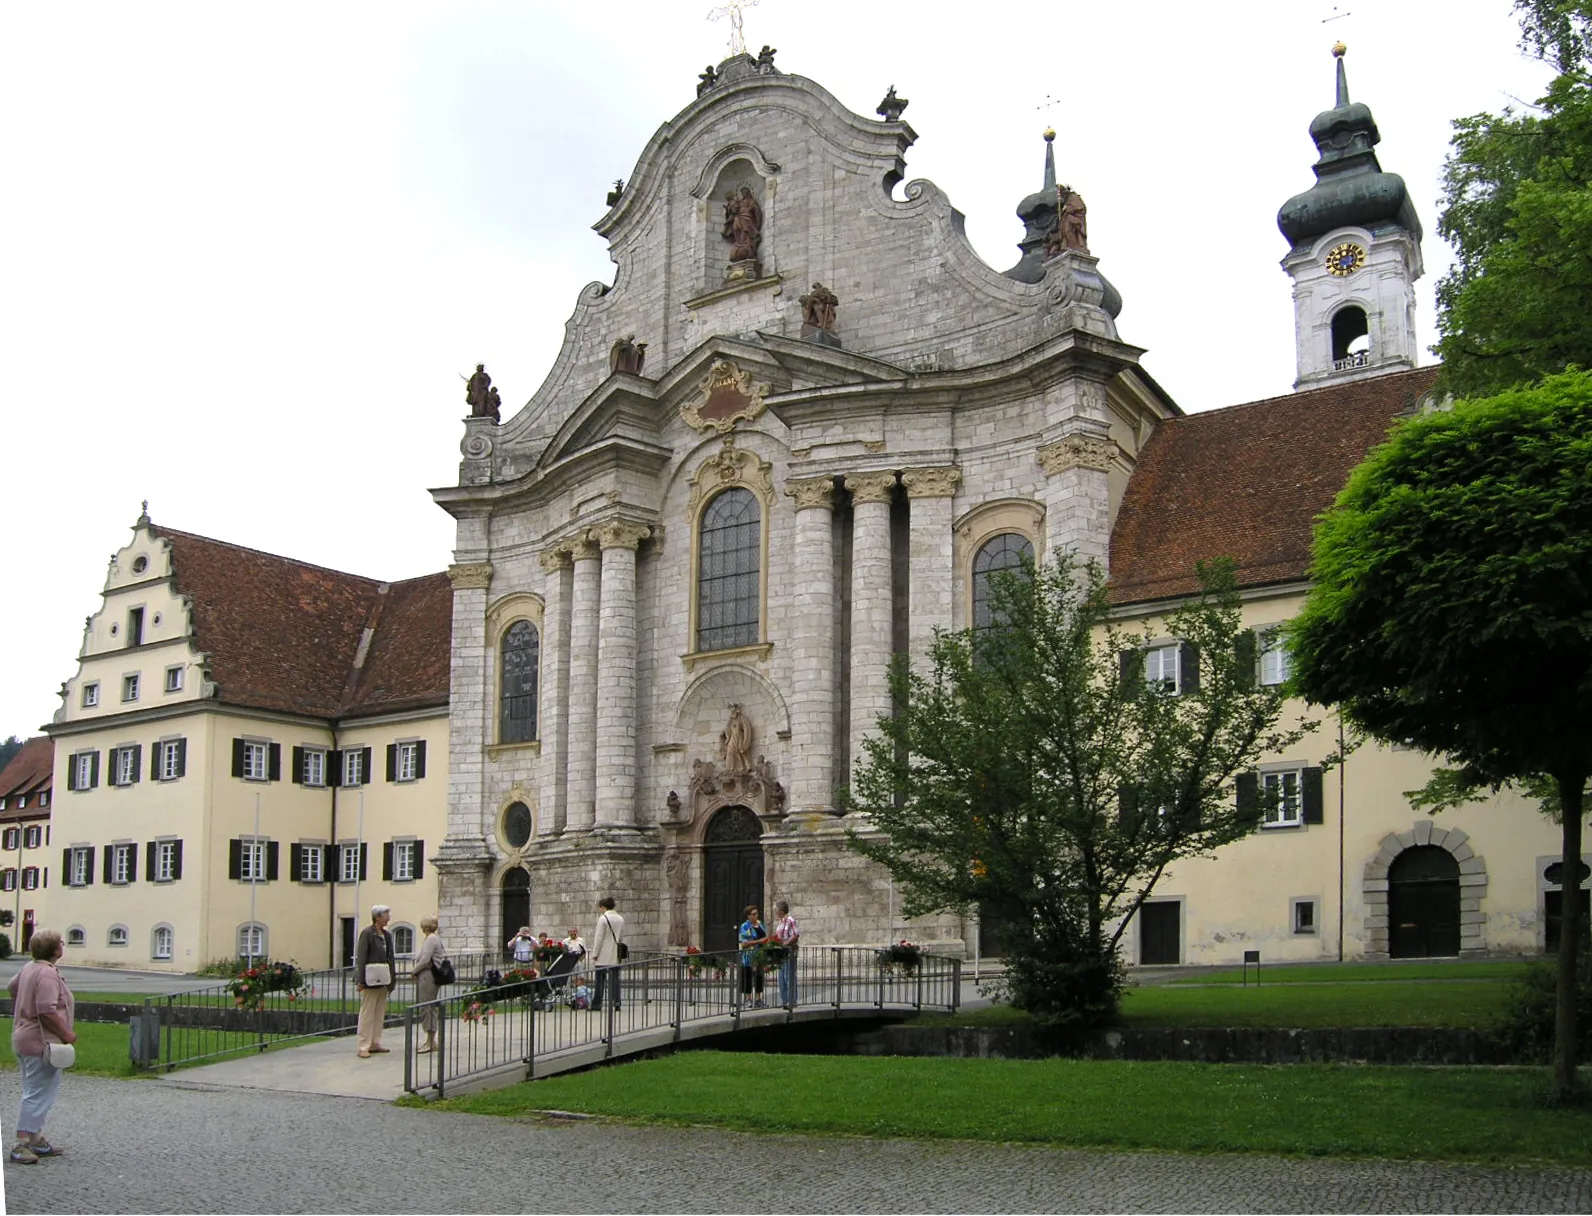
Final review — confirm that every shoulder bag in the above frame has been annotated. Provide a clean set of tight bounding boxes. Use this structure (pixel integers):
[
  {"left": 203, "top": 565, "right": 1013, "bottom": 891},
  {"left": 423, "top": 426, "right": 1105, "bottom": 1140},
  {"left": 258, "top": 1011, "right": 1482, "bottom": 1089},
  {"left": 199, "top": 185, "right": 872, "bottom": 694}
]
[
  {"left": 431, "top": 956, "right": 456, "bottom": 985},
  {"left": 605, "top": 914, "right": 629, "bottom": 961},
  {"left": 45, "top": 1041, "right": 76, "bottom": 1070}
]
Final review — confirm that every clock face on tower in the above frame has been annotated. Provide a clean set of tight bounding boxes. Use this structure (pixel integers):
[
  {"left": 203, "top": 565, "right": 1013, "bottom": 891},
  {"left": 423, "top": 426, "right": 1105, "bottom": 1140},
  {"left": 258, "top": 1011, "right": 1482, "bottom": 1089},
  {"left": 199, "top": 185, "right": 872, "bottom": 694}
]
[{"left": 1325, "top": 242, "right": 1367, "bottom": 277}]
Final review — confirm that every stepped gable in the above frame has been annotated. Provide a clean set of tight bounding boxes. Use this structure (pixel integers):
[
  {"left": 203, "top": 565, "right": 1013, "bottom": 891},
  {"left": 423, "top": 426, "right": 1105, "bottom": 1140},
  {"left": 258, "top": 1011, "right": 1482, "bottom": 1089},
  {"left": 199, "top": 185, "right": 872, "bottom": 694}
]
[
  {"left": 341, "top": 572, "right": 453, "bottom": 719},
  {"left": 1109, "top": 365, "right": 1442, "bottom": 604},
  {"left": 0, "top": 738, "right": 53, "bottom": 817}
]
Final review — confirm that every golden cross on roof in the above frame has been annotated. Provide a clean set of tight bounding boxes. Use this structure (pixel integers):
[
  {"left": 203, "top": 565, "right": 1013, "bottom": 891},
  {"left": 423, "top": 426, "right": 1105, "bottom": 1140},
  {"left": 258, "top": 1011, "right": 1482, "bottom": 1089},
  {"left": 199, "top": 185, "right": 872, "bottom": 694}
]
[{"left": 706, "top": 0, "right": 759, "bottom": 57}]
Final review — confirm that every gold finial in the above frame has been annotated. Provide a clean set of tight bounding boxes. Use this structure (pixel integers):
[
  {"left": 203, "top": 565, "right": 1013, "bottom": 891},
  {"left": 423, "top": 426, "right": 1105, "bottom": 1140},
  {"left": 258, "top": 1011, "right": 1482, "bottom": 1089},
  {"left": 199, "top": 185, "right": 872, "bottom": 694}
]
[
  {"left": 1043, "top": 127, "right": 1056, "bottom": 142},
  {"left": 1332, "top": 41, "right": 1347, "bottom": 57}
]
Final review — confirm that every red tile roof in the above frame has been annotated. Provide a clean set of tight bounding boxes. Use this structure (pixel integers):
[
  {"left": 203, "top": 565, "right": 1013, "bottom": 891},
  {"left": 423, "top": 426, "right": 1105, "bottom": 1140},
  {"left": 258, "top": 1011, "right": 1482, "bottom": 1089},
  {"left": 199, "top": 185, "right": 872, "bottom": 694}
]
[
  {"left": 149, "top": 527, "right": 451, "bottom": 720},
  {"left": 1109, "top": 366, "right": 1444, "bottom": 604},
  {"left": 0, "top": 737, "right": 53, "bottom": 820}
]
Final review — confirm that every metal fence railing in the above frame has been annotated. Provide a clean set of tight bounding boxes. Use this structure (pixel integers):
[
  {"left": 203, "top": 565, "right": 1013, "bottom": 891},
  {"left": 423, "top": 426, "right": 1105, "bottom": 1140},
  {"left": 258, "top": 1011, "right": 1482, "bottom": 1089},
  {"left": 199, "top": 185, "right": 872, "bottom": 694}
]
[{"left": 403, "top": 946, "right": 962, "bottom": 1098}]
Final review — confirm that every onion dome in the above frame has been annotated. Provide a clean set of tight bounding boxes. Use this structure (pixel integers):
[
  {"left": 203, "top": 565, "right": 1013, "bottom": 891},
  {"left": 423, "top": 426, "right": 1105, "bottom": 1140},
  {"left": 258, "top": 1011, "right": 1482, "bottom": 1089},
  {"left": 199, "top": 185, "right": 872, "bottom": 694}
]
[{"left": 1277, "top": 45, "right": 1422, "bottom": 251}]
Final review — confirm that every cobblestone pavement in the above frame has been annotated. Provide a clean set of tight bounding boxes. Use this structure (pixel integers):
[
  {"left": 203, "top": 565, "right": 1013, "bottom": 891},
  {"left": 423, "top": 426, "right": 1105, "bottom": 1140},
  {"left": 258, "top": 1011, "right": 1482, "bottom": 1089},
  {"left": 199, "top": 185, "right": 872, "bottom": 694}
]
[{"left": 1, "top": 1075, "right": 1588, "bottom": 1214}]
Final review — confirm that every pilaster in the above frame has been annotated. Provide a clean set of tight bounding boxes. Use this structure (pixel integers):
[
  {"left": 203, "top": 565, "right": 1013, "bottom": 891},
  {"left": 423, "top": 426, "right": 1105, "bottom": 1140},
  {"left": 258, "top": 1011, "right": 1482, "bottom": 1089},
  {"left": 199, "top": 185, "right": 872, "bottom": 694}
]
[
  {"left": 845, "top": 471, "right": 896, "bottom": 781},
  {"left": 438, "top": 559, "right": 497, "bottom": 952},
  {"left": 564, "top": 535, "right": 601, "bottom": 832},
  {"left": 901, "top": 467, "right": 960, "bottom": 668},
  {"left": 1036, "top": 377, "right": 1115, "bottom": 570},
  {"left": 785, "top": 476, "right": 837, "bottom": 815},
  {"left": 538, "top": 545, "right": 571, "bottom": 836}
]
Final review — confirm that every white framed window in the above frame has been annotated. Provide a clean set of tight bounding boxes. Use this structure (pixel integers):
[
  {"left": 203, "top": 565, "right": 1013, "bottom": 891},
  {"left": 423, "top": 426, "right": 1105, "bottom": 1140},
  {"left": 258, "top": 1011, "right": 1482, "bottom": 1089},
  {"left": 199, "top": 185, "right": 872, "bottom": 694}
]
[
  {"left": 299, "top": 843, "right": 324, "bottom": 883},
  {"left": 242, "top": 741, "right": 268, "bottom": 782},
  {"left": 1144, "top": 644, "right": 1181, "bottom": 694},
  {"left": 22, "top": 867, "right": 40, "bottom": 891},
  {"left": 1262, "top": 769, "right": 1304, "bottom": 827},
  {"left": 2, "top": 827, "right": 17, "bottom": 851},
  {"left": 239, "top": 839, "right": 266, "bottom": 881},
  {"left": 395, "top": 741, "right": 419, "bottom": 783},
  {"left": 1, "top": 869, "right": 14, "bottom": 892},
  {"left": 66, "top": 926, "right": 85, "bottom": 946},
  {"left": 122, "top": 673, "right": 140, "bottom": 702},
  {"left": 342, "top": 748, "right": 366, "bottom": 788},
  {"left": 1259, "top": 628, "right": 1293, "bottom": 687},
  {"left": 107, "top": 924, "right": 129, "bottom": 947},
  {"left": 1293, "top": 898, "right": 1317, "bottom": 935},
  {"left": 15, "top": 797, "right": 24, "bottom": 809},
  {"left": 24, "top": 825, "right": 41, "bottom": 849},
  {"left": 339, "top": 843, "right": 362, "bottom": 884},
  {"left": 392, "top": 840, "right": 416, "bottom": 882},
  {"left": 237, "top": 923, "right": 267, "bottom": 960},
  {"left": 112, "top": 745, "right": 138, "bottom": 787},
  {"left": 302, "top": 748, "right": 325, "bottom": 787},
  {"left": 69, "top": 847, "right": 92, "bottom": 887},
  {"left": 37, "top": 792, "right": 47, "bottom": 809},
  {"left": 110, "top": 843, "right": 134, "bottom": 885},
  {"left": 72, "top": 752, "right": 96, "bottom": 791},
  {"left": 81, "top": 682, "right": 100, "bottom": 708},
  {"left": 164, "top": 665, "right": 184, "bottom": 693},
  {"left": 158, "top": 738, "right": 185, "bottom": 781},
  {"left": 152, "top": 925, "right": 174, "bottom": 960},
  {"left": 154, "top": 840, "right": 178, "bottom": 882},
  {"left": 392, "top": 924, "right": 416, "bottom": 957}
]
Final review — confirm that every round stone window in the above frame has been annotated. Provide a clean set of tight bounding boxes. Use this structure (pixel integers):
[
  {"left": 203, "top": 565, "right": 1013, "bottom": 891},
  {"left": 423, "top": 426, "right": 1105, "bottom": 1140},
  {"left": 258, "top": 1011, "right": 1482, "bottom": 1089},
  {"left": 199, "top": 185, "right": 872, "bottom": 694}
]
[
  {"left": 131, "top": 555, "right": 148, "bottom": 574},
  {"left": 502, "top": 801, "right": 532, "bottom": 849}
]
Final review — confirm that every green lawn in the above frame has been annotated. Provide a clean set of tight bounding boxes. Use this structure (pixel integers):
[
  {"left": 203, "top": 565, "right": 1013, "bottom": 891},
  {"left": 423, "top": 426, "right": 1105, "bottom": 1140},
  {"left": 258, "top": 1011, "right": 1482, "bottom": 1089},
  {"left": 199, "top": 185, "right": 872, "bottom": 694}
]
[
  {"left": 1121, "top": 979, "right": 1513, "bottom": 1028},
  {"left": 414, "top": 1051, "right": 1592, "bottom": 1166},
  {"left": 1168, "top": 961, "right": 1536, "bottom": 986},
  {"left": 0, "top": 1021, "right": 145, "bottom": 1077}
]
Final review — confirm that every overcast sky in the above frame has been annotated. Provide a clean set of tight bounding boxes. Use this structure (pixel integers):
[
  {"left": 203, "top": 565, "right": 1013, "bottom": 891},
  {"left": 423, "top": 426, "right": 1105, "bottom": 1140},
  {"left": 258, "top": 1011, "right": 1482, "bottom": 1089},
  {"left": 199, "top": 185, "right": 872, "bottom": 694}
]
[{"left": 0, "top": 1, "right": 1553, "bottom": 739}]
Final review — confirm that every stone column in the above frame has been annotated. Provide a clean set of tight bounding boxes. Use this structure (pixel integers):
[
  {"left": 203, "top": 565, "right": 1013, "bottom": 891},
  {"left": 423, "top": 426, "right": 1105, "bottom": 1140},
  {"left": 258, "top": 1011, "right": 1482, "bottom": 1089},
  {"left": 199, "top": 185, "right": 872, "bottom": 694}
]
[
  {"left": 564, "top": 535, "right": 601, "bottom": 833},
  {"left": 845, "top": 471, "right": 896, "bottom": 781},
  {"left": 434, "top": 561, "right": 497, "bottom": 951},
  {"left": 785, "top": 477, "right": 837, "bottom": 816},
  {"left": 900, "top": 467, "right": 961, "bottom": 669},
  {"left": 537, "top": 545, "right": 570, "bottom": 837},
  {"left": 1036, "top": 375, "right": 1115, "bottom": 571},
  {"left": 594, "top": 519, "right": 651, "bottom": 829}
]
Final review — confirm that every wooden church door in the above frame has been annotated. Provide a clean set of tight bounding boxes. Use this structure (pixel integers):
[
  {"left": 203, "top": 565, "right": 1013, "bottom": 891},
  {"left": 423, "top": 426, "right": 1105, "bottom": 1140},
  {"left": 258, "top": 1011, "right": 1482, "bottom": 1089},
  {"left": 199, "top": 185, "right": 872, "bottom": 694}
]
[{"left": 702, "top": 806, "right": 763, "bottom": 954}]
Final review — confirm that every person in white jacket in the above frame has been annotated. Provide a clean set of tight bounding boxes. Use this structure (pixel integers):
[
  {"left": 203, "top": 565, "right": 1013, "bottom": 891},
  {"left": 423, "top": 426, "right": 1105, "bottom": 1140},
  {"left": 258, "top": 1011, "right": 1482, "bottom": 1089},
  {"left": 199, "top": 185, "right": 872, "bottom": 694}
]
[{"left": 591, "top": 896, "right": 625, "bottom": 1013}]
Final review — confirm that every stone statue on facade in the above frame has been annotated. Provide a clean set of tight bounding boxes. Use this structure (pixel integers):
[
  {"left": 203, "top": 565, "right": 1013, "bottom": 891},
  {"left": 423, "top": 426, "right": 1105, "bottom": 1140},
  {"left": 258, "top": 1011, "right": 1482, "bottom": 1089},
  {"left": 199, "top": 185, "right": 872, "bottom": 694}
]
[
  {"left": 465, "top": 363, "right": 497, "bottom": 418},
  {"left": 697, "top": 64, "right": 718, "bottom": 97},
  {"left": 691, "top": 757, "right": 719, "bottom": 795},
  {"left": 800, "top": 282, "right": 838, "bottom": 334},
  {"left": 665, "top": 852, "right": 691, "bottom": 947},
  {"left": 876, "top": 85, "right": 909, "bottom": 122},
  {"left": 719, "top": 704, "right": 754, "bottom": 772},
  {"left": 606, "top": 178, "right": 625, "bottom": 207},
  {"left": 610, "top": 335, "right": 648, "bottom": 375},
  {"left": 485, "top": 385, "right": 501, "bottom": 422},
  {"left": 755, "top": 45, "right": 777, "bottom": 73},
  {"left": 666, "top": 790, "right": 682, "bottom": 817},
  {"left": 721, "top": 186, "right": 763, "bottom": 265},
  {"left": 1045, "top": 186, "right": 1089, "bottom": 256}
]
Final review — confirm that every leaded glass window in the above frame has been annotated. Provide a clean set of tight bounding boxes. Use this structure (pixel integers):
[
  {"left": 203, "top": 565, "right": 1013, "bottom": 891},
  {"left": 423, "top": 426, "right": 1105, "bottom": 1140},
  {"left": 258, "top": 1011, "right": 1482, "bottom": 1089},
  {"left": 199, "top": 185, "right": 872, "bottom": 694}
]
[
  {"left": 697, "top": 488, "right": 760, "bottom": 652},
  {"left": 972, "top": 534, "right": 1034, "bottom": 630},
  {"left": 500, "top": 621, "right": 540, "bottom": 744}
]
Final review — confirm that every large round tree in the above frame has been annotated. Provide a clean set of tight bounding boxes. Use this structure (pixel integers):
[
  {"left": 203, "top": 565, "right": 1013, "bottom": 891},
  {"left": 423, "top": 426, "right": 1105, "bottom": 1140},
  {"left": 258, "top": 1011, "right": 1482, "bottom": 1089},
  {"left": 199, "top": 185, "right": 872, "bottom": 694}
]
[{"left": 1290, "top": 370, "right": 1592, "bottom": 1100}]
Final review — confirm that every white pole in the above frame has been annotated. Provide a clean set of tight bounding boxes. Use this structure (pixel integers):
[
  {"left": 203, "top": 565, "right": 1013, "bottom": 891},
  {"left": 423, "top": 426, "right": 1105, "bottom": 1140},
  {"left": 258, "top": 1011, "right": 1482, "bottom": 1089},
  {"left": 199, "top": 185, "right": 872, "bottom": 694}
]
[
  {"left": 352, "top": 787, "right": 364, "bottom": 952},
  {"left": 249, "top": 791, "right": 260, "bottom": 965}
]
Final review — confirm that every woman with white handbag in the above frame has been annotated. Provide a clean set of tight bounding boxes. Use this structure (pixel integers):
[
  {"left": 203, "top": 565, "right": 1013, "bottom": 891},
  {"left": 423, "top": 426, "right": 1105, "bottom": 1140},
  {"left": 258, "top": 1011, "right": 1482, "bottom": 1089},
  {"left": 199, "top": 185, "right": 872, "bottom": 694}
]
[
  {"left": 6, "top": 929, "right": 76, "bottom": 1165},
  {"left": 353, "top": 905, "right": 396, "bottom": 1058}
]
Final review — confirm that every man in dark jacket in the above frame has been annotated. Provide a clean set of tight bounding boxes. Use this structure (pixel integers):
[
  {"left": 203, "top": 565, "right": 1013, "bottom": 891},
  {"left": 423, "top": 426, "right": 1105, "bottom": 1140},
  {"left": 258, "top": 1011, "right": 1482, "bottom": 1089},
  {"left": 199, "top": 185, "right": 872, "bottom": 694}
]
[{"left": 354, "top": 905, "right": 395, "bottom": 1057}]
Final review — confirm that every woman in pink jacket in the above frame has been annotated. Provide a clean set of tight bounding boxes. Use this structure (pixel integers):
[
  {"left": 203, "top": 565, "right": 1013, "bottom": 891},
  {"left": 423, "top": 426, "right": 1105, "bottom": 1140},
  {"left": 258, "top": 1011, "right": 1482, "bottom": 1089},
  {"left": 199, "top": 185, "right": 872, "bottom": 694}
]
[{"left": 7, "top": 929, "right": 76, "bottom": 1164}]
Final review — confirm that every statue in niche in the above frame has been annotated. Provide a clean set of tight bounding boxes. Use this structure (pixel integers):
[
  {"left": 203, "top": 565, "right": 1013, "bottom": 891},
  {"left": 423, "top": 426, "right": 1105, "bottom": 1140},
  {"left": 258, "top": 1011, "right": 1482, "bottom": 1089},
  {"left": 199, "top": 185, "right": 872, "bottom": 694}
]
[
  {"left": 666, "top": 790, "right": 682, "bottom": 817},
  {"left": 665, "top": 853, "right": 691, "bottom": 947},
  {"left": 610, "top": 335, "right": 648, "bottom": 375},
  {"left": 697, "top": 64, "right": 718, "bottom": 97},
  {"left": 876, "top": 85, "right": 909, "bottom": 122},
  {"left": 719, "top": 703, "right": 753, "bottom": 772},
  {"left": 771, "top": 780, "right": 786, "bottom": 813},
  {"left": 1045, "top": 185, "right": 1089, "bottom": 256},
  {"left": 465, "top": 363, "right": 497, "bottom": 418},
  {"left": 721, "top": 186, "right": 763, "bottom": 264},
  {"left": 800, "top": 282, "right": 839, "bottom": 334}
]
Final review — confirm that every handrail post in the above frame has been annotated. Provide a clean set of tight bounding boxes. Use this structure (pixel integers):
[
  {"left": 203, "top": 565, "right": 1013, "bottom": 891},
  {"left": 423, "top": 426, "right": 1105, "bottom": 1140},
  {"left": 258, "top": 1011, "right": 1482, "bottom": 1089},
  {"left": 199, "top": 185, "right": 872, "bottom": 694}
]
[
  {"left": 403, "top": 1005, "right": 413, "bottom": 1093},
  {"left": 674, "top": 956, "right": 684, "bottom": 1040},
  {"left": 952, "top": 957, "right": 962, "bottom": 1013},
  {"left": 436, "top": 999, "right": 446, "bottom": 1098},
  {"left": 832, "top": 947, "right": 841, "bottom": 1014}
]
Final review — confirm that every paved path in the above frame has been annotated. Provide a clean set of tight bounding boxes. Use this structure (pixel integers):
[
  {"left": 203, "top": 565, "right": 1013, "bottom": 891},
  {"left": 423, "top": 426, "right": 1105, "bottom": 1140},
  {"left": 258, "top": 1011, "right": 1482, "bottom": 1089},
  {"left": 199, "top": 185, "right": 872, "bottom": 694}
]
[{"left": 0, "top": 1074, "right": 1588, "bottom": 1214}]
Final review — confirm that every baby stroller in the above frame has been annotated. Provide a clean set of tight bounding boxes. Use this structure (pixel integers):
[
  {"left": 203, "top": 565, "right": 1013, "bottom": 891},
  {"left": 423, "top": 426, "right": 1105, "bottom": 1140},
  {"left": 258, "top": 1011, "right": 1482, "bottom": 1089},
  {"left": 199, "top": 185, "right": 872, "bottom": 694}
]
[{"left": 532, "top": 947, "right": 582, "bottom": 1010}]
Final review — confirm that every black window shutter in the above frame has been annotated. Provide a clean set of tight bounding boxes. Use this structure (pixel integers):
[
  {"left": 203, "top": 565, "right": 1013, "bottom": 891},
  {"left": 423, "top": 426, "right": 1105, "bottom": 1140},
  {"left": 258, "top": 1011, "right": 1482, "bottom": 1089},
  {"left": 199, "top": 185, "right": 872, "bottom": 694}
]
[
  {"left": 1235, "top": 630, "right": 1258, "bottom": 690},
  {"left": 85, "top": 846, "right": 95, "bottom": 885},
  {"left": 127, "top": 845, "right": 138, "bottom": 883},
  {"left": 291, "top": 843, "right": 303, "bottom": 880},
  {"left": 103, "top": 846, "right": 114, "bottom": 885},
  {"left": 382, "top": 842, "right": 393, "bottom": 881},
  {"left": 1235, "top": 772, "right": 1260, "bottom": 826},
  {"left": 131, "top": 744, "right": 142, "bottom": 784},
  {"left": 1118, "top": 649, "right": 1141, "bottom": 688},
  {"left": 268, "top": 743, "right": 282, "bottom": 782},
  {"left": 228, "top": 839, "right": 243, "bottom": 880},
  {"left": 176, "top": 737, "right": 187, "bottom": 778},
  {"left": 359, "top": 842, "right": 368, "bottom": 880},
  {"left": 361, "top": 747, "right": 372, "bottom": 782},
  {"left": 231, "top": 738, "right": 245, "bottom": 778},
  {"left": 61, "top": 848, "right": 71, "bottom": 881},
  {"left": 105, "top": 748, "right": 116, "bottom": 784},
  {"left": 292, "top": 747, "right": 305, "bottom": 785},
  {"left": 90, "top": 751, "right": 100, "bottom": 788},
  {"left": 414, "top": 741, "right": 427, "bottom": 780},
  {"left": 66, "top": 761, "right": 77, "bottom": 793},
  {"left": 146, "top": 841, "right": 157, "bottom": 882},
  {"left": 1179, "top": 642, "right": 1200, "bottom": 694},
  {"left": 266, "top": 841, "right": 280, "bottom": 881},
  {"left": 172, "top": 840, "right": 184, "bottom": 880},
  {"left": 1302, "top": 766, "right": 1325, "bottom": 825},
  {"left": 385, "top": 744, "right": 397, "bottom": 783},
  {"left": 1117, "top": 786, "right": 1139, "bottom": 824},
  {"left": 414, "top": 840, "right": 425, "bottom": 879},
  {"left": 328, "top": 750, "right": 342, "bottom": 788}
]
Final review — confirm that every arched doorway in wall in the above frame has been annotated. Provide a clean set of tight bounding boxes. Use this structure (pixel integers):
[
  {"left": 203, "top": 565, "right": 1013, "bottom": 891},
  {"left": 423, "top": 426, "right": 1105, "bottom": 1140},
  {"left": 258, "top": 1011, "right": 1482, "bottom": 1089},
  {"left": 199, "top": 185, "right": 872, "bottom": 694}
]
[
  {"left": 1388, "top": 845, "right": 1461, "bottom": 958},
  {"left": 500, "top": 866, "right": 530, "bottom": 961},
  {"left": 702, "top": 806, "right": 763, "bottom": 954}
]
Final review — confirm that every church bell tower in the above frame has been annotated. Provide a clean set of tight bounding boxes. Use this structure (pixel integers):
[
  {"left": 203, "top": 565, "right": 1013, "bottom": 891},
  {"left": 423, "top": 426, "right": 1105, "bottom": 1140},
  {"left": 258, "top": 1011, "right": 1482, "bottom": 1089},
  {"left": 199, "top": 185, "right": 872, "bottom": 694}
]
[{"left": 1278, "top": 44, "right": 1423, "bottom": 389}]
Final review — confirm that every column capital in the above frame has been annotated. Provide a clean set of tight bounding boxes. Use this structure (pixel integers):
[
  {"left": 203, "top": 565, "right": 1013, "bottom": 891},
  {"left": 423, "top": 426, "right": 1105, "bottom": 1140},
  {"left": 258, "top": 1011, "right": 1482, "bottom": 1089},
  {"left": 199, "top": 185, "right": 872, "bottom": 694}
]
[
  {"left": 567, "top": 534, "right": 601, "bottom": 562},
  {"left": 844, "top": 470, "right": 897, "bottom": 504},
  {"left": 900, "top": 466, "right": 962, "bottom": 499},
  {"left": 785, "top": 476, "right": 836, "bottom": 512},
  {"left": 447, "top": 561, "right": 494, "bottom": 591},
  {"left": 594, "top": 518, "right": 652, "bottom": 551},
  {"left": 1037, "top": 434, "right": 1115, "bottom": 476},
  {"left": 538, "top": 544, "right": 570, "bottom": 575}
]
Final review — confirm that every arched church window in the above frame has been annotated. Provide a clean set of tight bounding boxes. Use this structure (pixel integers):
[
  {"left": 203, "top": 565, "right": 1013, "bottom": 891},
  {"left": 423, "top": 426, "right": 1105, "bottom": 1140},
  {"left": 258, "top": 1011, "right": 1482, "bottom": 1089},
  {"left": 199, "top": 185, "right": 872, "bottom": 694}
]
[
  {"left": 697, "top": 487, "right": 760, "bottom": 652},
  {"left": 972, "top": 533, "right": 1034, "bottom": 630},
  {"left": 499, "top": 621, "right": 540, "bottom": 744},
  {"left": 1331, "top": 306, "right": 1370, "bottom": 366}
]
